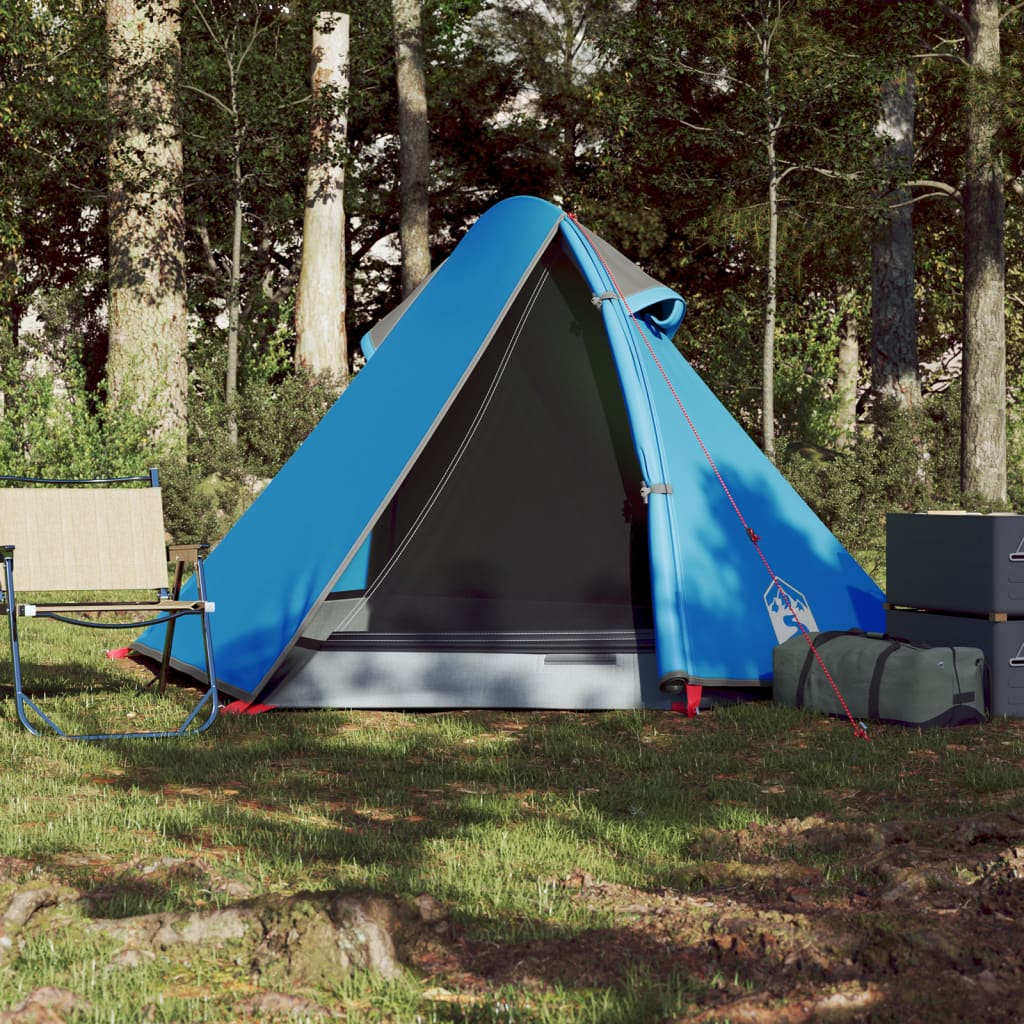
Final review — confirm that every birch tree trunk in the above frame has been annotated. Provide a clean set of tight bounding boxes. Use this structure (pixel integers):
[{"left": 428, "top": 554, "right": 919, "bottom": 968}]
[
  {"left": 870, "top": 70, "right": 921, "bottom": 410},
  {"left": 960, "top": 0, "right": 1006, "bottom": 501},
  {"left": 836, "top": 294, "right": 860, "bottom": 449},
  {"left": 106, "top": 0, "right": 188, "bottom": 451},
  {"left": 758, "top": 4, "right": 781, "bottom": 466},
  {"left": 393, "top": 0, "right": 431, "bottom": 297},
  {"left": 295, "top": 12, "right": 350, "bottom": 378}
]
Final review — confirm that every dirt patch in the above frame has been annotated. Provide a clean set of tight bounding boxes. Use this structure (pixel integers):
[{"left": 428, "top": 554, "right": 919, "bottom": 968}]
[
  {"left": 3, "top": 822, "right": 1024, "bottom": 1021},
  {"left": 418, "top": 813, "right": 1024, "bottom": 1022}
]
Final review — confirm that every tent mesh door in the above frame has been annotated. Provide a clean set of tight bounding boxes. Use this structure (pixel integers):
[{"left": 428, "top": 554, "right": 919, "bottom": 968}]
[{"left": 325, "top": 235, "right": 653, "bottom": 648}]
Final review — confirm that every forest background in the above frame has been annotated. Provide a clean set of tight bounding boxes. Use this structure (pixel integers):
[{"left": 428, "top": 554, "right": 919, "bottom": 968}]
[{"left": 2, "top": 0, "right": 1023, "bottom": 580}]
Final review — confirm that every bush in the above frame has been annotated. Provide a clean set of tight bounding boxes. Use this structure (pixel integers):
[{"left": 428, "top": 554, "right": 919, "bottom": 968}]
[
  {"left": 0, "top": 346, "right": 152, "bottom": 480},
  {"left": 157, "top": 360, "right": 344, "bottom": 543},
  {"left": 0, "top": 330, "right": 344, "bottom": 544},
  {"left": 780, "top": 395, "right": 963, "bottom": 583}
]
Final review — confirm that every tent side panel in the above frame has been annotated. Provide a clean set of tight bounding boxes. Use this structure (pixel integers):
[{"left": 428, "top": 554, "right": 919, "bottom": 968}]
[
  {"left": 559, "top": 216, "right": 884, "bottom": 688},
  {"left": 643, "top": 335, "right": 885, "bottom": 686}
]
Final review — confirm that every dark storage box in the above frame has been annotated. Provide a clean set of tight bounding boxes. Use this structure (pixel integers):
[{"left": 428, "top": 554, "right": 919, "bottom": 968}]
[
  {"left": 885, "top": 607, "right": 1024, "bottom": 718},
  {"left": 886, "top": 513, "right": 1024, "bottom": 616}
]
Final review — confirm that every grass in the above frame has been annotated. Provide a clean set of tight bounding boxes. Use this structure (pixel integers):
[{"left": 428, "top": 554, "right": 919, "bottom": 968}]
[{"left": 1, "top": 613, "right": 1024, "bottom": 1021}]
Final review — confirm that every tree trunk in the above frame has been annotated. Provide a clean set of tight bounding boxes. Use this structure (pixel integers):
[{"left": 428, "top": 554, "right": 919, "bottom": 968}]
[
  {"left": 227, "top": 152, "right": 243, "bottom": 445},
  {"left": 106, "top": 0, "right": 189, "bottom": 452},
  {"left": 756, "top": 5, "right": 782, "bottom": 464},
  {"left": 870, "top": 70, "right": 921, "bottom": 411},
  {"left": 295, "top": 12, "right": 350, "bottom": 378},
  {"left": 763, "top": 136, "right": 778, "bottom": 464},
  {"left": 960, "top": 0, "right": 1006, "bottom": 502},
  {"left": 393, "top": 0, "right": 431, "bottom": 298},
  {"left": 836, "top": 293, "right": 860, "bottom": 449}
]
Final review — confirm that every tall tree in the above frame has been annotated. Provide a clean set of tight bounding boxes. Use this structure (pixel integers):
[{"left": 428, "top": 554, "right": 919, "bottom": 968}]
[
  {"left": 106, "top": 0, "right": 189, "bottom": 449},
  {"left": 393, "top": 0, "right": 430, "bottom": 296},
  {"left": 183, "top": 4, "right": 268, "bottom": 444},
  {"left": 946, "top": 0, "right": 1010, "bottom": 501},
  {"left": 479, "top": 0, "right": 623, "bottom": 206},
  {"left": 295, "top": 11, "right": 350, "bottom": 377},
  {"left": 754, "top": 0, "right": 784, "bottom": 462},
  {"left": 871, "top": 69, "right": 922, "bottom": 410}
]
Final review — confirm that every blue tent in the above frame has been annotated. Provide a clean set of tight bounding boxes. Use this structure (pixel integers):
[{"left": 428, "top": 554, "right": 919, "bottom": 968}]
[{"left": 135, "top": 196, "right": 884, "bottom": 709}]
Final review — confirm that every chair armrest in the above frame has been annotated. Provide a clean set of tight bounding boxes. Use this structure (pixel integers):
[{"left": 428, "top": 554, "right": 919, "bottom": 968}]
[{"left": 167, "top": 543, "right": 210, "bottom": 563}]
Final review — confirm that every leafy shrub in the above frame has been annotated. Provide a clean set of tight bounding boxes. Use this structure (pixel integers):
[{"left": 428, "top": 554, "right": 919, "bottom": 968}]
[
  {"left": 0, "top": 328, "right": 343, "bottom": 543},
  {"left": 235, "top": 368, "right": 344, "bottom": 480},
  {"left": 780, "top": 395, "right": 963, "bottom": 583},
  {"left": 156, "top": 454, "right": 225, "bottom": 546},
  {"left": 0, "top": 344, "right": 152, "bottom": 480},
  {"left": 158, "top": 359, "right": 344, "bottom": 542}
]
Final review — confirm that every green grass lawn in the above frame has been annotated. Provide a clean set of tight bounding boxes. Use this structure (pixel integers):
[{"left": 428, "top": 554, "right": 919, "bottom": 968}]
[{"left": 1, "top": 615, "right": 1023, "bottom": 1022}]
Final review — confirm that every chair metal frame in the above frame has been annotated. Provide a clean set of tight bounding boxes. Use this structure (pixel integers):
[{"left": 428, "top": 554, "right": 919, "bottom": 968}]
[{"left": 0, "top": 469, "right": 218, "bottom": 740}]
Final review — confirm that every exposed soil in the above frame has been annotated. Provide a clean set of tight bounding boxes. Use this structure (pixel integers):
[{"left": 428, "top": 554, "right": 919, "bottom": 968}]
[
  {"left": 3, "top": 810, "right": 1024, "bottom": 1022},
  {"left": 405, "top": 811, "right": 1024, "bottom": 1023}
]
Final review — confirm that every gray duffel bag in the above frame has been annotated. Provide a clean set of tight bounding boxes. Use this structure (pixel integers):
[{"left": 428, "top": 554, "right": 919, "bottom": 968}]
[{"left": 772, "top": 630, "right": 986, "bottom": 727}]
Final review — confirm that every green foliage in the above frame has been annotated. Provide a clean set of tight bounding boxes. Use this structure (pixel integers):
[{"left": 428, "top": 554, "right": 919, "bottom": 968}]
[
  {"left": 773, "top": 291, "right": 868, "bottom": 447},
  {"left": 0, "top": 309, "right": 339, "bottom": 543},
  {"left": 235, "top": 369, "right": 343, "bottom": 478},
  {"left": 0, "top": 2, "right": 107, "bottom": 323},
  {"left": 179, "top": 1, "right": 319, "bottom": 365},
  {"left": 158, "top": 353, "right": 343, "bottom": 543},
  {"left": 176, "top": 0, "right": 538, "bottom": 366},
  {"left": 780, "top": 396, "right": 962, "bottom": 580},
  {"left": 587, "top": 0, "right": 885, "bottom": 286},
  {"left": 676, "top": 289, "right": 762, "bottom": 431},
  {"left": 1, "top": 0, "right": 1022, "bottom": 542},
  {"left": 0, "top": 341, "right": 151, "bottom": 482},
  {"left": 156, "top": 453, "right": 225, "bottom": 548}
]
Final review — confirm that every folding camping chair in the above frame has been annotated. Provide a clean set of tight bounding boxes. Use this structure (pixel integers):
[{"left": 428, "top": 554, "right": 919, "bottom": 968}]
[{"left": 0, "top": 469, "right": 218, "bottom": 740}]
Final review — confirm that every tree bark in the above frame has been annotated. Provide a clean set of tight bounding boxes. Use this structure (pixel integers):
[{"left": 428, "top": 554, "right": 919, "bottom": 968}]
[
  {"left": 227, "top": 146, "right": 243, "bottom": 444},
  {"left": 393, "top": 0, "right": 431, "bottom": 298},
  {"left": 870, "top": 70, "right": 921, "bottom": 411},
  {"left": 759, "top": 6, "right": 781, "bottom": 466},
  {"left": 836, "top": 293, "right": 860, "bottom": 449},
  {"left": 763, "top": 131, "right": 779, "bottom": 464},
  {"left": 295, "top": 12, "right": 350, "bottom": 378},
  {"left": 960, "top": 0, "right": 1006, "bottom": 501},
  {"left": 106, "top": 0, "right": 189, "bottom": 451}
]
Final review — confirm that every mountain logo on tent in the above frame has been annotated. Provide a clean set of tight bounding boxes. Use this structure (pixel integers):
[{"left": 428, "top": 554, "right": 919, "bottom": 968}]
[
  {"left": 1010, "top": 643, "right": 1024, "bottom": 668},
  {"left": 1010, "top": 537, "right": 1024, "bottom": 562},
  {"left": 764, "top": 578, "right": 819, "bottom": 643}
]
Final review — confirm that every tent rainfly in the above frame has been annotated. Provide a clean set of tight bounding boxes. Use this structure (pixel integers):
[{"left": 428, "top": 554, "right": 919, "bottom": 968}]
[{"left": 135, "top": 196, "right": 885, "bottom": 711}]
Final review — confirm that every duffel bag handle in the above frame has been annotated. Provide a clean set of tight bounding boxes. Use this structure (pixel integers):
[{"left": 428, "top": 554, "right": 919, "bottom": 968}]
[{"left": 796, "top": 631, "right": 848, "bottom": 708}]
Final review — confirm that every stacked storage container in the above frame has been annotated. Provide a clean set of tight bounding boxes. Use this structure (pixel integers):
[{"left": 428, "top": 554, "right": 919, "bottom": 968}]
[{"left": 885, "top": 512, "right": 1024, "bottom": 718}]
